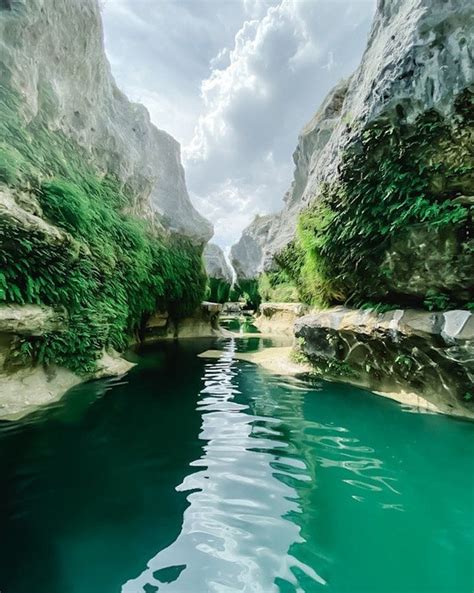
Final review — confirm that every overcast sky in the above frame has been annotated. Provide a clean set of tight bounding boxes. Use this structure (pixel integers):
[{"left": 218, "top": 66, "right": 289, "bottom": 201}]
[{"left": 102, "top": 0, "right": 376, "bottom": 248}]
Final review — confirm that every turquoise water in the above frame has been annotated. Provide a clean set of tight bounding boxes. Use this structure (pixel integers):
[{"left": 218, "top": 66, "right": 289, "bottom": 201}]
[{"left": 0, "top": 337, "right": 473, "bottom": 593}]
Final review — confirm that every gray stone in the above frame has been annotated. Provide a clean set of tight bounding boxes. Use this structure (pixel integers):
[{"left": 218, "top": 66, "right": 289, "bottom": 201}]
[
  {"left": 255, "top": 302, "right": 310, "bottom": 336},
  {"left": 231, "top": 0, "right": 474, "bottom": 291},
  {"left": 0, "top": 0, "right": 212, "bottom": 243},
  {"left": 295, "top": 306, "right": 474, "bottom": 418},
  {"left": 230, "top": 214, "right": 275, "bottom": 280},
  {"left": 230, "top": 80, "right": 350, "bottom": 278},
  {"left": 0, "top": 305, "right": 67, "bottom": 336},
  {"left": 203, "top": 243, "right": 233, "bottom": 283}
]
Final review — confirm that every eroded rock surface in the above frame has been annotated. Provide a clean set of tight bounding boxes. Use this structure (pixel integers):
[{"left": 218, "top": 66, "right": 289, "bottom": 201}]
[
  {"left": 0, "top": 305, "right": 134, "bottom": 420},
  {"left": 233, "top": 79, "right": 351, "bottom": 277},
  {"left": 295, "top": 307, "right": 474, "bottom": 418},
  {"left": 232, "top": 0, "right": 474, "bottom": 301},
  {"left": 230, "top": 215, "right": 275, "bottom": 280},
  {"left": 256, "top": 302, "right": 310, "bottom": 335},
  {"left": 0, "top": 0, "right": 212, "bottom": 242},
  {"left": 144, "top": 302, "right": 225, "bottom": 341},
  {"left": 203, "top": 243, "right": 233, "bottom": 283}
]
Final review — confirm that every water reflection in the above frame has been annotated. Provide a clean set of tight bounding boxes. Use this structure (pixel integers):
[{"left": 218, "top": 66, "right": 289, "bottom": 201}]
[
  {"left": 122, "top": 339, "right": 326, "bottom": 592},
  {"left": 122, "top": 336, "right": 404, "bottom": 592}
]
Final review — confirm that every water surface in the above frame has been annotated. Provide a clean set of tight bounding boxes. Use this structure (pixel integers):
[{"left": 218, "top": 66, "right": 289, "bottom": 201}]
[{"left": 0, "top": 337, "right": 472, "bottom": 593}]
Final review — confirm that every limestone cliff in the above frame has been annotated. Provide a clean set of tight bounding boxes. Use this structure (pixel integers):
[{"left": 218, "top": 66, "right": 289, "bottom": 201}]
[
  {"left": 0, "top": 0, "right": 212, "bottom": 241},
  {"left": 0, "top": 0, "right": 211, "bottom": 386},
  {"left": 232, "top": 80, "right": 350, "bottom": 278},
  {"left": 203, "top": 243, "right": 233, "bottom": 284},
  {"left": 230, "top": 214, "right": 275, "bottom": 280},
  {"left": 203, "top": 243, "right": 234, "bottom": 304},
  {"left": 233, "top": 0, "right": 473, "bottom": 308}
]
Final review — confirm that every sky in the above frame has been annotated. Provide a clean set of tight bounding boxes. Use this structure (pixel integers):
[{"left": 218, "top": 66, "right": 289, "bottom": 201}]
[{"left": 102, "top": 0, "right": 376, "bottom": 248}]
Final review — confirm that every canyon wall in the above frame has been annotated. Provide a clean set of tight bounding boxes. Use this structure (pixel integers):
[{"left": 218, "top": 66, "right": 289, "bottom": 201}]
[
  {"left": 233, "top": 0, "right": 473, "bottom": 309},
  {"left": 0, "top": 0, "right": 212, "bottom": 410}
]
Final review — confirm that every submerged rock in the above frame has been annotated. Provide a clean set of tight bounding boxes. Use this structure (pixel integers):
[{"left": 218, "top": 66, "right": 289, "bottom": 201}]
[{"left": 294, "top": 307, "right": 474, "bottom": 418}]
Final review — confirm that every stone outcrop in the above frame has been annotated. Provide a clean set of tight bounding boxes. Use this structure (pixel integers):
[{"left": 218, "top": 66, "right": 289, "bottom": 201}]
[
  {"left": 230, "top": 215, "right": 275, "bottom": 280},
  {"left": 0, "top": 0, "right": 213, "bottom": 415},
  {"left": 203, "top": 243, "right": 233, "bottom": 283},
  {"left": 231, "top": 79, "right": 351, "bottom": 277},
  {"left": 295, "top": 307, "right": 474, "bottom": 418},
  {"left": 0, "top": 304, "right": 134, "bottom": 420},
  {"left": 144, "top": 302, "right": 225, "bottom": 341},
  {"left": 0, "top": 0, "right": 212, "bottom": 242},
  {"left": 255, "top": 302, "right": 310, "bottom": 336},
  {"left": 0, "top": 304, "right": 67, "bottom": 336}
]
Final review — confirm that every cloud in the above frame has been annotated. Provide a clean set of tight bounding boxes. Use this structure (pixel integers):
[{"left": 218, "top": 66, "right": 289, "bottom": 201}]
[
  {"left": 102, "top": 0, "right": 376, "bottom": 249},
  {"left": 183, "top": 0, "right": 375, "bottom": 247}
]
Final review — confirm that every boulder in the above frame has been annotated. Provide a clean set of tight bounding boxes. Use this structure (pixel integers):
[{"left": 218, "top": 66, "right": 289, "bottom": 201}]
[{"left": 295, "top": 307, "right": 474, "bottom": 418}]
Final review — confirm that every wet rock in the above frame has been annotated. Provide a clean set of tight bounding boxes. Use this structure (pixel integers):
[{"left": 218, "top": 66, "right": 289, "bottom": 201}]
[{"left": 295, "top": 307, "right": 474, "bottom": 418}]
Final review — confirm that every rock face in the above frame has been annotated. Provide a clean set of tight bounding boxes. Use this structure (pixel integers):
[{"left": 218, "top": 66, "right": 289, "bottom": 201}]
[
  {"left": 230, "top": 215, "right": 275, "bottom": 280},
  {"left": 255, "top": 303, "right": 310, "bottom": 336},
  {"left": 144, "top": 302, "right": 224, "bottom": 341},
  {"left": 232, "top": 0, "right": 474, "bottom": 305},
  {"left": 0, "top": 304, "right": 134, "bottom": 420},
  {"left": 295, "top": 307, "right": 474, "bottom": 418},
  {"left": 232, "top": 79, "right": 351, "bottom": 277},
  {"left": 0, "top": 0, "right": 212, "bottom": 242},
  {"left": 203, "top": 243, "right": 233, "bottom": 284}
]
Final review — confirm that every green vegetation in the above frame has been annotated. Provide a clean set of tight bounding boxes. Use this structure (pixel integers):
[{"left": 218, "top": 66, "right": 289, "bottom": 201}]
[
  {"left": 206, "top": 277, "right": 231, "bottom": 304},
  {"left": 276, "top": 92, "right": 473, "bottom": 309},
  {"left": 257, "top": 270, "right": 298, "bottom": 303},
  {"left": 232, "top": 279, "right": 261, "bottom": 310},
  {"left": 0, "top": 82, "right": 206, "bottom": 373},
  {"left": 229, "top": 269, "right": 298, "bottom": 310}
]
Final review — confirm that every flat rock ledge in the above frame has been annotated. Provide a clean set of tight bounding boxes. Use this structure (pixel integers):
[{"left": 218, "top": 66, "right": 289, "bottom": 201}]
[
  {"left": 144, "top": 301, "right": 230, "bottom": 341},
  {"left": 294, "top": 307, "right": 474, "bottom": 419},
  {"left": 0, "top": 304, "right": 134, "bottom": 421},
  {"left": 255, "top": 302, "right": 310, "bottom": 335}
]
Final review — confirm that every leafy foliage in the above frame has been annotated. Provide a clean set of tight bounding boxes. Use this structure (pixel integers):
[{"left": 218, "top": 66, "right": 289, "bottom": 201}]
[
  {"left": 231, "top": 279, "right": 261, "bottom": 310},
  {"left": 206, "top": 278, "right": 232, "bottom": 304},
  {"left": 276, "top": 92, "right": 473, "bottom": 308},
  {"left": 257, "top": 270, "right": 298, "bottom": 303},
  {"left": 0, "top": 83, "right": 206, "bottom": 373}
]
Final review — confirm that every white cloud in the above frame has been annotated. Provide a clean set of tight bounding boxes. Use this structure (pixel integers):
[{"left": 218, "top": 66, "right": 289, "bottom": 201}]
[{"left": 102, "top": 0, "right": 376, "bottom": 249}]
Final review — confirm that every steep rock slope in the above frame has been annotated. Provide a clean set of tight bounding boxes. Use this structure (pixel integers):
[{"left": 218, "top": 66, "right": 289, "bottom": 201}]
[
  {"left": 233, "top": 0, "right": 473, "bottom": 308},
  {"left": 203, "top": 243, "right": 234, "bottom": 303},
  {"left": 0, "top": 0, "right": 212, "bottom": 241},
  {"left": 230, "top": 214, "right": 275, "bottom": 280},
  {"left": 203, "top": 243, "right": 233, "bottom": 284},
  {"left": 232, "top": 79, "right": 351, "bottom": 279},
  {"left": 0, "top": 0, "right": 211, "bottom": 379}
]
